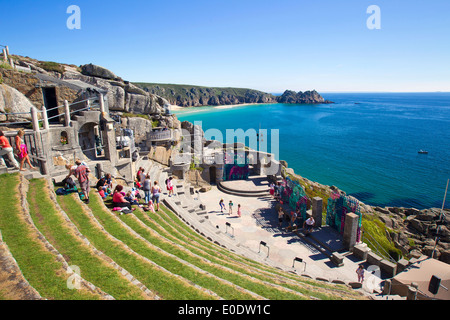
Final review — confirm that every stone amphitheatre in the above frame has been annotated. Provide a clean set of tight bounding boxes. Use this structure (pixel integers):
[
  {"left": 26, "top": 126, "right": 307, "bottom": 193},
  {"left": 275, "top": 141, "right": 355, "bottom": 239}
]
[{"left": 1, "top": 49, "right": 448, "bottom": 302}]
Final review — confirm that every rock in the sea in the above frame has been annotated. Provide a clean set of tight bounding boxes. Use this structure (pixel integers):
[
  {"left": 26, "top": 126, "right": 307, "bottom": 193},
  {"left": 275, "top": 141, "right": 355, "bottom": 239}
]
[{"left": 276, "top": 90, "right": 333, "bottom": 104}]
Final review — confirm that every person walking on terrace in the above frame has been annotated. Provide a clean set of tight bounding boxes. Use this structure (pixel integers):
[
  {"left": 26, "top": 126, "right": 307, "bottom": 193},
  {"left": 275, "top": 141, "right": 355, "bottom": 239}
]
[
  {"left": 166, "top": 176, "right": 174, "bottom": 197},
  {"left": 0, "top": 131, "right": 20, "bottom": 170},
  {"left": 219, "top": 199, "right": 226, "bottom": 213},
  {"left": 356, "top": 264, "right": 365, "bottom": 283},
  {"left": 15, "top": 129, "right": 36, "bottom": 171},
  {"left": 143, "top": 174, "right": 152, "bottom": 204},
  {"left": 228, "top": 200, "right": 234, "bottom": 215}
]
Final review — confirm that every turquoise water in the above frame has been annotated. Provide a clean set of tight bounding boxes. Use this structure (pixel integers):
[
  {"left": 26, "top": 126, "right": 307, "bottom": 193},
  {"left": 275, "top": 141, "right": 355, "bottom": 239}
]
[{"left": 175, "top": 93, "right": 450, "bottom": 210}]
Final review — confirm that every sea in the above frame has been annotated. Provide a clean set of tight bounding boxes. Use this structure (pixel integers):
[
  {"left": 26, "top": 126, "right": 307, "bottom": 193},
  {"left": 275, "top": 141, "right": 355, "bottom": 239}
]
[{"left": 174, "top": 93, "right": 450, "bottom": 210}]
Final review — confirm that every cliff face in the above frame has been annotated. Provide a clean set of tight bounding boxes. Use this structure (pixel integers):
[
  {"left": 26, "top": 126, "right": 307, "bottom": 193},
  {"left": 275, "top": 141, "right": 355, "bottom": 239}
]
[
  {"left": 134, "top": 83, "right": 277, "bottom": 107},
  {"left": 276, "top": 90, "right": 334, "bottom": 104},
  {"left": 134, "top": 83, "right": 332, "bottom": 107}
]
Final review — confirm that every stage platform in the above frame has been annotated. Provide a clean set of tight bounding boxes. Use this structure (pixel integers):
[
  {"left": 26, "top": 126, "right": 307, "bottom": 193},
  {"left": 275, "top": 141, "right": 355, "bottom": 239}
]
[{"left": 218, "top": 176, "right": 271, "bottom": 197}]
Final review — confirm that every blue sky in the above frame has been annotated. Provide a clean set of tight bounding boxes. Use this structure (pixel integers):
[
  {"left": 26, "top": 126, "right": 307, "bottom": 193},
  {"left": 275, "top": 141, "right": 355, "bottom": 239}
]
[{"left": 1, "top": 0, "right": 449, "bottom": 92}]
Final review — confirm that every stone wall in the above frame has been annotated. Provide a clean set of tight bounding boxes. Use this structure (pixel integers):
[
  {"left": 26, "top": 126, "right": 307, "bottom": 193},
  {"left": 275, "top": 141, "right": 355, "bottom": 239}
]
[{"left": 0, "top": 69, "right": 79, "bottom": 111}]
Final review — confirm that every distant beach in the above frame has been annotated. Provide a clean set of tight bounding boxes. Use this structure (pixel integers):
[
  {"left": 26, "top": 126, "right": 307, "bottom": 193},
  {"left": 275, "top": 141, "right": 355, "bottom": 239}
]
[{"left": 170, "top": 103, "right": 265, "bottom": 114}]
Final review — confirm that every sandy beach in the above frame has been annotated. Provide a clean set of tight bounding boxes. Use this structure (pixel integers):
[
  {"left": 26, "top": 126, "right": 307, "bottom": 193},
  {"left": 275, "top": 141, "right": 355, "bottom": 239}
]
[{"left": 169, "top": 103, "right": 267, "bottom": 112}]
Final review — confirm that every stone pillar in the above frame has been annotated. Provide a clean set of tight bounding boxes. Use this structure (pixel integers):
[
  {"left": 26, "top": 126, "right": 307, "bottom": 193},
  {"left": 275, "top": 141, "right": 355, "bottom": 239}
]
[
  {"left": 382, "top": 279, "right": 392, "bottom": 295},
  {"left": 5, "top": 46, "right": 9, "bottom": 56},
  {"left": 343, "top": 213, "right": 359, "bottom": 251},
  {"left": 64, "top": 100, "right": 71, "bottom": 127},
  {"left": 216, "top": 165, "right": 224, "bottom": 183},
  {"left": 2, "top": 49, "right": 7, "bottom": 62},
  {"left": 101, "top": 117, "right": 118, "bottom": 166},
  {"left": 99, "top": 93, "right": 106, "bottom": 114},
  {"left": 9, "top": 57, "right": 15, "bottom": 69},
  {"left": 193, "top": 124, "right": 203, "bottom": 163},
  {"left": 41, "top": 107, "right": 49, "bottom": 130},
  {"left": 30, "top": 107, "right": 40, "bottom": 132},
  {"left": 406, "top": 285, "right": 418, "bottom": 300},
  {"left": 312, "top": 197, "right": 323, "bottom": 227}
]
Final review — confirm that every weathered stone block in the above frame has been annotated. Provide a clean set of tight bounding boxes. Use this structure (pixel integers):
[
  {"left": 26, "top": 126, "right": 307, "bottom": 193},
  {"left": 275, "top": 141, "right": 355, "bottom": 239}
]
[
  {"left": 330, "top": 252, "right": 344, "bottom": 267},
  {"left": 352, "top": 243, "right": 371, "bottom": 261},
  {"left": 380, "top": 259, "right": 397, "bottom": 277},
  {"left": 367, "top": 251, "right": 383, "bottom": 266}
]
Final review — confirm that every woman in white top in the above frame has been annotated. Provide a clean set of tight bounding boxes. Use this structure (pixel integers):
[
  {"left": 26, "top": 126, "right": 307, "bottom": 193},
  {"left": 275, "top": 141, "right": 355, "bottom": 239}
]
[{"left": 151, "top": 181, "right": 162, "bottom": 211}]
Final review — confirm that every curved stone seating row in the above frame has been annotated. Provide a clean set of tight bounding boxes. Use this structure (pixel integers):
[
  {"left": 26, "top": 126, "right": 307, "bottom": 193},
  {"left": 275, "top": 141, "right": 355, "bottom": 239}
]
[
  {"left": 0, "top": 174, "right": 114, "bottom": 300},
  {"left": 0, "top": 229, "right": 42, "bottom": 300},
  {"left": 0, "top": 172, "right": 368, "bottom": 300}
]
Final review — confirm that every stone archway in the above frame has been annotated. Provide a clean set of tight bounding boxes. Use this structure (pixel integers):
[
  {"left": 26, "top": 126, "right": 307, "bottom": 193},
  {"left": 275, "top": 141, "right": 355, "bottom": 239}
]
[{"left": 78, "top": 122, "right": 104, "bottom": 160}]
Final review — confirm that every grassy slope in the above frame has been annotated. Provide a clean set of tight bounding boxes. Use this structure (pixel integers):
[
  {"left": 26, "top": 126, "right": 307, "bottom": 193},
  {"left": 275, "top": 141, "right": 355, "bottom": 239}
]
[
  {"left": 27, "top": 179, "right": 150, "bottom": 300},
  {"left": 0, "top": 174, "right": 100, "bottom": 300}
]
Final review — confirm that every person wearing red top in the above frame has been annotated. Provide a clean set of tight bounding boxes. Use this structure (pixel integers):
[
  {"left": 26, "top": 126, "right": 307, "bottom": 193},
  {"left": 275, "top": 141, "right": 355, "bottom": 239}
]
[
  {"left": 0, "top": 131, "right": 20, "bottom": 170},
  {"left": 112, "top": 185, "right": 134, "bottom": 211}
]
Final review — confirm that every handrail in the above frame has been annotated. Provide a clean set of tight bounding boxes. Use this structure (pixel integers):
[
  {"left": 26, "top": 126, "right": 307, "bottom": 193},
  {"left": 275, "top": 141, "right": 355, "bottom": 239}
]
[
  {"left": 2, "top": 112, "right": 30, "bottom": 115},
  {"left": 1, "top": 96, "right": 102, "bottom": 129}
]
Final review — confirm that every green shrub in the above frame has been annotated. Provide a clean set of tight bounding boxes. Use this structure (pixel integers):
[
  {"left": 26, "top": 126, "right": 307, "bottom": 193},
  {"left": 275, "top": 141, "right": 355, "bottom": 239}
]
[
  {"left": 40, "top": 61, "right": 65, "bottom": 74},
  {"left": 0, "top": 62, "right": 12, "bottom": 70}
]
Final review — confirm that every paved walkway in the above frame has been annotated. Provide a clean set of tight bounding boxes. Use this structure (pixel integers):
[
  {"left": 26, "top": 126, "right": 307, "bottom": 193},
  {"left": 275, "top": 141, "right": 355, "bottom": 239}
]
[{"left": 198, "top": 184, "right": 380, "bottom": 290}]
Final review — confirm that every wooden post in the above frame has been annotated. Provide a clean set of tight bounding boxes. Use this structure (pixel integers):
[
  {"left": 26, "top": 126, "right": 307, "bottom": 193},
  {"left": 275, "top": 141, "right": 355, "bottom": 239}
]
[
  {"left": 2, "top": 49, "right": 7, "bottom": 62},
  {"left": 64, "top": 100, "right": 71, "bottom": 127},
  {"left": 41, "top": 107, "right": 49, "bottom": 130},
  {"left": 5, "top": 46, "right": 9, "bottom": 57},
  {"left": 9, "top": 57, "right": 15, "bottom": 70},
  {"left": 30, "top": 107, "right": 40, "bottom": 132}
]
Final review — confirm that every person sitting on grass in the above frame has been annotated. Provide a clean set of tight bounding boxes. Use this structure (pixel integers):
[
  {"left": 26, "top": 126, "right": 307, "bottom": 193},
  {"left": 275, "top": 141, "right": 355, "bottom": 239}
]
[
  {"left": 112, "top": 185, "right": 135, "bottom": 212},
  {"left": 143, "top": 199, "right": 155, "bottom": 213},
  {"left": 98, "top": 186, "right": 107, "bottom": 200},
  {"left": 125, "top": 190, "right": 140, "bottom": 205},
  {"left": 96, "top": 176, "right": 108, "bottom": 191}
]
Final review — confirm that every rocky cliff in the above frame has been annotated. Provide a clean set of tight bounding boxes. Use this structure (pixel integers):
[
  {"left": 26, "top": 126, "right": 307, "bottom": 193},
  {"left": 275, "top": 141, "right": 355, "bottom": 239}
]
[
  {"left": 134, "top": 83, "right": 333, "bottom": 107},
  {"left": 0, "top": 56, "right": 170, "bottom": 118},
  {"left": 134, "top": 83, "right": 278, "bottom": 107}
]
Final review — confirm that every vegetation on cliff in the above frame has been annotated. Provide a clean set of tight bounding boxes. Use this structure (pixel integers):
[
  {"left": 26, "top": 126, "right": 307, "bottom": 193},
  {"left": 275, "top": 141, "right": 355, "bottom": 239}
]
[
  {"left": 134, "top": 82, "right": 277, "bottom": 107},
  {"left": 134, "top": 83, "right": 332, "bottom": 107}
]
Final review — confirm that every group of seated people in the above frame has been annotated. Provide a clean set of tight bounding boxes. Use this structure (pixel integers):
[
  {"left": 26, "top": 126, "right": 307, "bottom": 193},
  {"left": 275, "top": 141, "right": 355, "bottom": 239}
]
[
  {"left": 275, "top": 201, "right": 316, "bottom": 235},
  {"left": 96, "top": 172, "right": 157, "bottom": 215}
]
